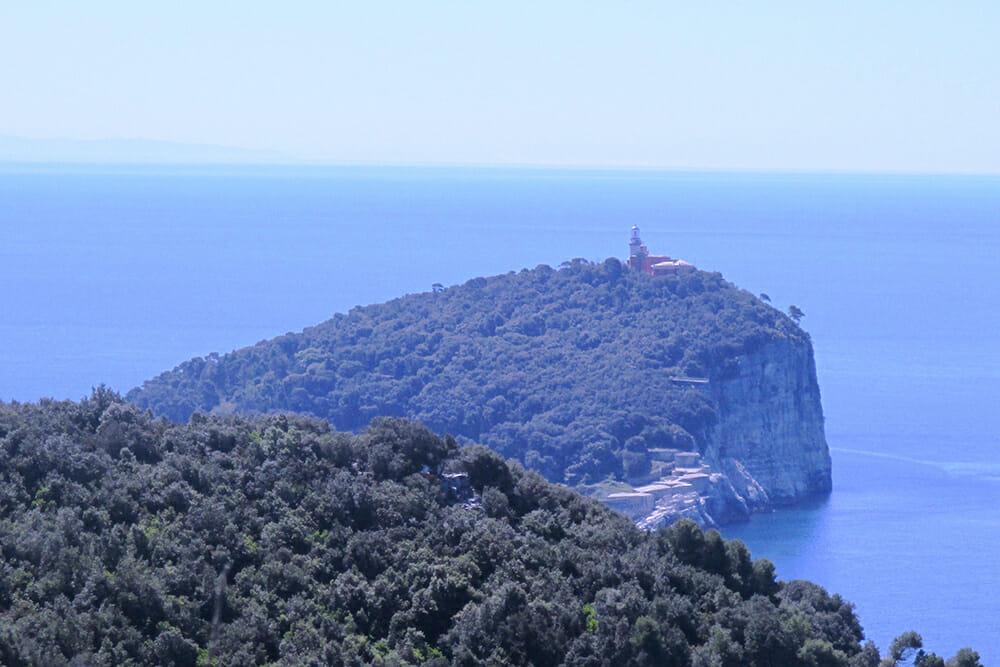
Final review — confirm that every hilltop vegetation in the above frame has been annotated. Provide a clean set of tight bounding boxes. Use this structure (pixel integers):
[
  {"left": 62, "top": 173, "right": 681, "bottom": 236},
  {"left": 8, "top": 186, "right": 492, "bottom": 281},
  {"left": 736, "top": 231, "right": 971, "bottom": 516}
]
[
  {"left": 129, "top": 260, "right": 804, "bottom": 487},
  {"left": 0, "top": 391, "right": 908, "bottom": 665}
]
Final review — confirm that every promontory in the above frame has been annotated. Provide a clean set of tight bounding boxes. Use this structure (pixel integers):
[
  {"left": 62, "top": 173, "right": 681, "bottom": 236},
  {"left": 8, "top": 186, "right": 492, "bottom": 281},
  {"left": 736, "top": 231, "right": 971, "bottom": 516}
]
[{"left": 129, "top": 238, "right": 831, "bottom": 528}]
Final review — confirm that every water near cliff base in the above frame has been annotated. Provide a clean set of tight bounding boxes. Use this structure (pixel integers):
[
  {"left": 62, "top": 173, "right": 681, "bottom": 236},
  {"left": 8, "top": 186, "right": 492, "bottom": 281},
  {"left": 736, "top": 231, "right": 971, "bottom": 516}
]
[{"left": 2, "top": 164, "right": 998, "bottom": 661}]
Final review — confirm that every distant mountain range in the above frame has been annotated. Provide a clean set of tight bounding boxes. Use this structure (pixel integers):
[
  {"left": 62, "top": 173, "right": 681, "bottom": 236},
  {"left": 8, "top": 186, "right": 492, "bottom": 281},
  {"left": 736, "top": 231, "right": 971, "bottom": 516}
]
[{"left": 0, "top": 134, "right": 287, "bottom": 164}]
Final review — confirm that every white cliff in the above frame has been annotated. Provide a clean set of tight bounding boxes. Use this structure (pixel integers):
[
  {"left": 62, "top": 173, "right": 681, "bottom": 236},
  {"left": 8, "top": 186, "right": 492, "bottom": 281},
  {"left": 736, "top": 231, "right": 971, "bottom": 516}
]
[
  {"left": 705, "top": 338, "right": 832, "bottom": 506},
  {"left": 628, "top": 335, "right": 831, "bottom": 528}
]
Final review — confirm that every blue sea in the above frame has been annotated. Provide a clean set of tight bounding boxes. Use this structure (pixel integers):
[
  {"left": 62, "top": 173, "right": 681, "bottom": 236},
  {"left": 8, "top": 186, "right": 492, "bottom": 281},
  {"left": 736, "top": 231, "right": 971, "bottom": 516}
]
[{"left": 2, "top": 163, "right": 998, "bottom": 661}]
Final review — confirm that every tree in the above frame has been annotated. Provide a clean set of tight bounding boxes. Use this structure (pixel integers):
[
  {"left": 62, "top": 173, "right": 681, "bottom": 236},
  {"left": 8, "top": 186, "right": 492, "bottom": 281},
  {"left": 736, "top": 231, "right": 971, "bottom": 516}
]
[
  {"left": 946, "top": 648, "right": 983, "bottom": 667},
  {"left": 432, "top": 283, "right": 444, "bottom": 293},
  {"left": 788, "top": 304, "right": 805, "bottom": 324},
  {"left": 887, "top": 631, "right": 923, "bottom": 665},
  {"left": 759, "top": 293, "right": 771, "bottom": 303}
]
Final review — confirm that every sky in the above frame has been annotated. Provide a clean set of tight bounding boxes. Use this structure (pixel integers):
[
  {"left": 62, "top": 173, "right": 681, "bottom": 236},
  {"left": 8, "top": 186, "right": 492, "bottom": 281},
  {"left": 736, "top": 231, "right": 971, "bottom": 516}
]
[{"left": 1, "top": 2, "right": 998, "bottom": 172}]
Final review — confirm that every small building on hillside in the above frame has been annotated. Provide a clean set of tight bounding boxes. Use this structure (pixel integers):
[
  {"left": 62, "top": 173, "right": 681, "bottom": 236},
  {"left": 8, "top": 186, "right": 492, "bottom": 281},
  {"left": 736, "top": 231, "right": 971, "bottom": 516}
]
[
  {"left": 605, "top": 492, "right": 654, "bottom": 516},
  {"left": 674, "top": 451, "right": 701, "bottom": 468},
  {"left": 627, "top": 225, "right": 694, "bottom": 276}
]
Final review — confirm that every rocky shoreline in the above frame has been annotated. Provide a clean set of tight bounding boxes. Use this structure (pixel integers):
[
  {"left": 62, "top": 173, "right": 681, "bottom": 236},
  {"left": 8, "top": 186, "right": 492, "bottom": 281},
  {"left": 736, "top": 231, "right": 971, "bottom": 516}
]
[{"left": 604, "top": 338, "right": 832, "bottom": 528}]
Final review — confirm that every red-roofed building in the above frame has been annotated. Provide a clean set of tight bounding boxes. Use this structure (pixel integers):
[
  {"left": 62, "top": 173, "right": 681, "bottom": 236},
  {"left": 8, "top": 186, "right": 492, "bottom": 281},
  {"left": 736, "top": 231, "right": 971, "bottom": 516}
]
[{"left": 627, "top": 226, "right": 694, "bottom": 276}]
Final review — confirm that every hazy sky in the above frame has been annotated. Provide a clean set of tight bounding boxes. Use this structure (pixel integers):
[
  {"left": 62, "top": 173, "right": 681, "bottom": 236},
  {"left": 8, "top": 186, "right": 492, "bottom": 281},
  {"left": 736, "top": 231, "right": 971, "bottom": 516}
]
[{"left": 2, "top": 2, "right": 998, "bottom": 172}]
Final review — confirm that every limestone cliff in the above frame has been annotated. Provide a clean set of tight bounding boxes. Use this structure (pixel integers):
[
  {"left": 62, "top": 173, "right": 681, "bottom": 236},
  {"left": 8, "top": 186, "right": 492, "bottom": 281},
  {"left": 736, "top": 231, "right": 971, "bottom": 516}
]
[
  {"left": 706, "top": 338, "right": 832, "bottom": 506},
  {"left": 623, "top": 337, "right": 831, "bottom": 529}
]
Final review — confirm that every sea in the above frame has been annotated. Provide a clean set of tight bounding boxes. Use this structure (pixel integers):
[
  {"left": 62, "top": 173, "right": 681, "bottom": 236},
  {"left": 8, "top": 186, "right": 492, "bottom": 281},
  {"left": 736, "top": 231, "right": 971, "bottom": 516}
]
[{"left": 2, "top": 163, "right": 998, "bottom": 661}]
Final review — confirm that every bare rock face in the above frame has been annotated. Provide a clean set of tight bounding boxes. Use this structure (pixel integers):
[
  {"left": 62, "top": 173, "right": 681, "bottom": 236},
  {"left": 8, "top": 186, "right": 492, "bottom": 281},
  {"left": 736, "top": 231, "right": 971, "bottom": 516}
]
[
  {"left": 637, "top": 492, "right": 716, "bottom": 531},
  {"left": 631, "top": 464, "right": 771, "bottom": 529},
  {"left": 626, "top": 336, "right": 832, "bottom": 529},
  {"left": 705, "top": 338, "right": 832, "bottom": 507}
]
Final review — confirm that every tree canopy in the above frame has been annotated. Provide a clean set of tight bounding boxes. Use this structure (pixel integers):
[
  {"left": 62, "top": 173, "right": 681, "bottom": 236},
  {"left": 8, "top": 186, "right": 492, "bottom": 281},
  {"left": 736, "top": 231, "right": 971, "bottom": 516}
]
[
  {"left": 0, "top": 391, "right": 905, "bottom": 666},
  {"left": 129, "top": 261, "right": 807, "bottom": 488}
]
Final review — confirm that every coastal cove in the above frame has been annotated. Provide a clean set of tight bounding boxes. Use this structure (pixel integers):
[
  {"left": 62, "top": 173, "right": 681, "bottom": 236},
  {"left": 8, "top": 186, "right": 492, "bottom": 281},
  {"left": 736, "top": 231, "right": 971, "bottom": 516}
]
[{"left": 2, "top": 164, "right": 998, "bottom": 660}]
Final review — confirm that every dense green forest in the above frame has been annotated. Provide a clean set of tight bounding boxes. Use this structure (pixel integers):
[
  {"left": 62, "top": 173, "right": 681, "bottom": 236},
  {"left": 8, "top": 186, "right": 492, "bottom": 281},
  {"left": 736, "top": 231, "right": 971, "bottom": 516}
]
[
  {"left": 129, "top": 260, "right": 805, "bottom": 486},
  {"left": 0, "top": 392, "right": 976, "bottom": 666}
]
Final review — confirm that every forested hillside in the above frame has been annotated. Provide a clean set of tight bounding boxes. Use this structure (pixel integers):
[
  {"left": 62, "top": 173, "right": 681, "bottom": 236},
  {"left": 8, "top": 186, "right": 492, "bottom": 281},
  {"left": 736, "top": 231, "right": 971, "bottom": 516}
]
[
  {"left": 129, "top": 260, "right": 807, "bottom": 489},
  {"left": 0, "top": 391, "right": 942, "bottom": 665}
]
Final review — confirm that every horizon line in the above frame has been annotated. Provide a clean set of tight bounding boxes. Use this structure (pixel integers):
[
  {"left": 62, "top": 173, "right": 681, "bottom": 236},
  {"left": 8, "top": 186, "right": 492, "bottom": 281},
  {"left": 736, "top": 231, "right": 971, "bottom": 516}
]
[{"left": 2, "top": 158, "right": 999, "bottom": 179}]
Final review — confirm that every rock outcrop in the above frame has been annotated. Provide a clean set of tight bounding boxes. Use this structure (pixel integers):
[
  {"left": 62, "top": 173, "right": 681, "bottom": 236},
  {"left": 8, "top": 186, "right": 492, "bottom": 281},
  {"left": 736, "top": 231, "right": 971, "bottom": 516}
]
[
  {"left": 624, "top": 337, "right": 831, "bottom": 528},
  {"left": 705, "top": 338, "right": 832, "bottom": 506}
]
